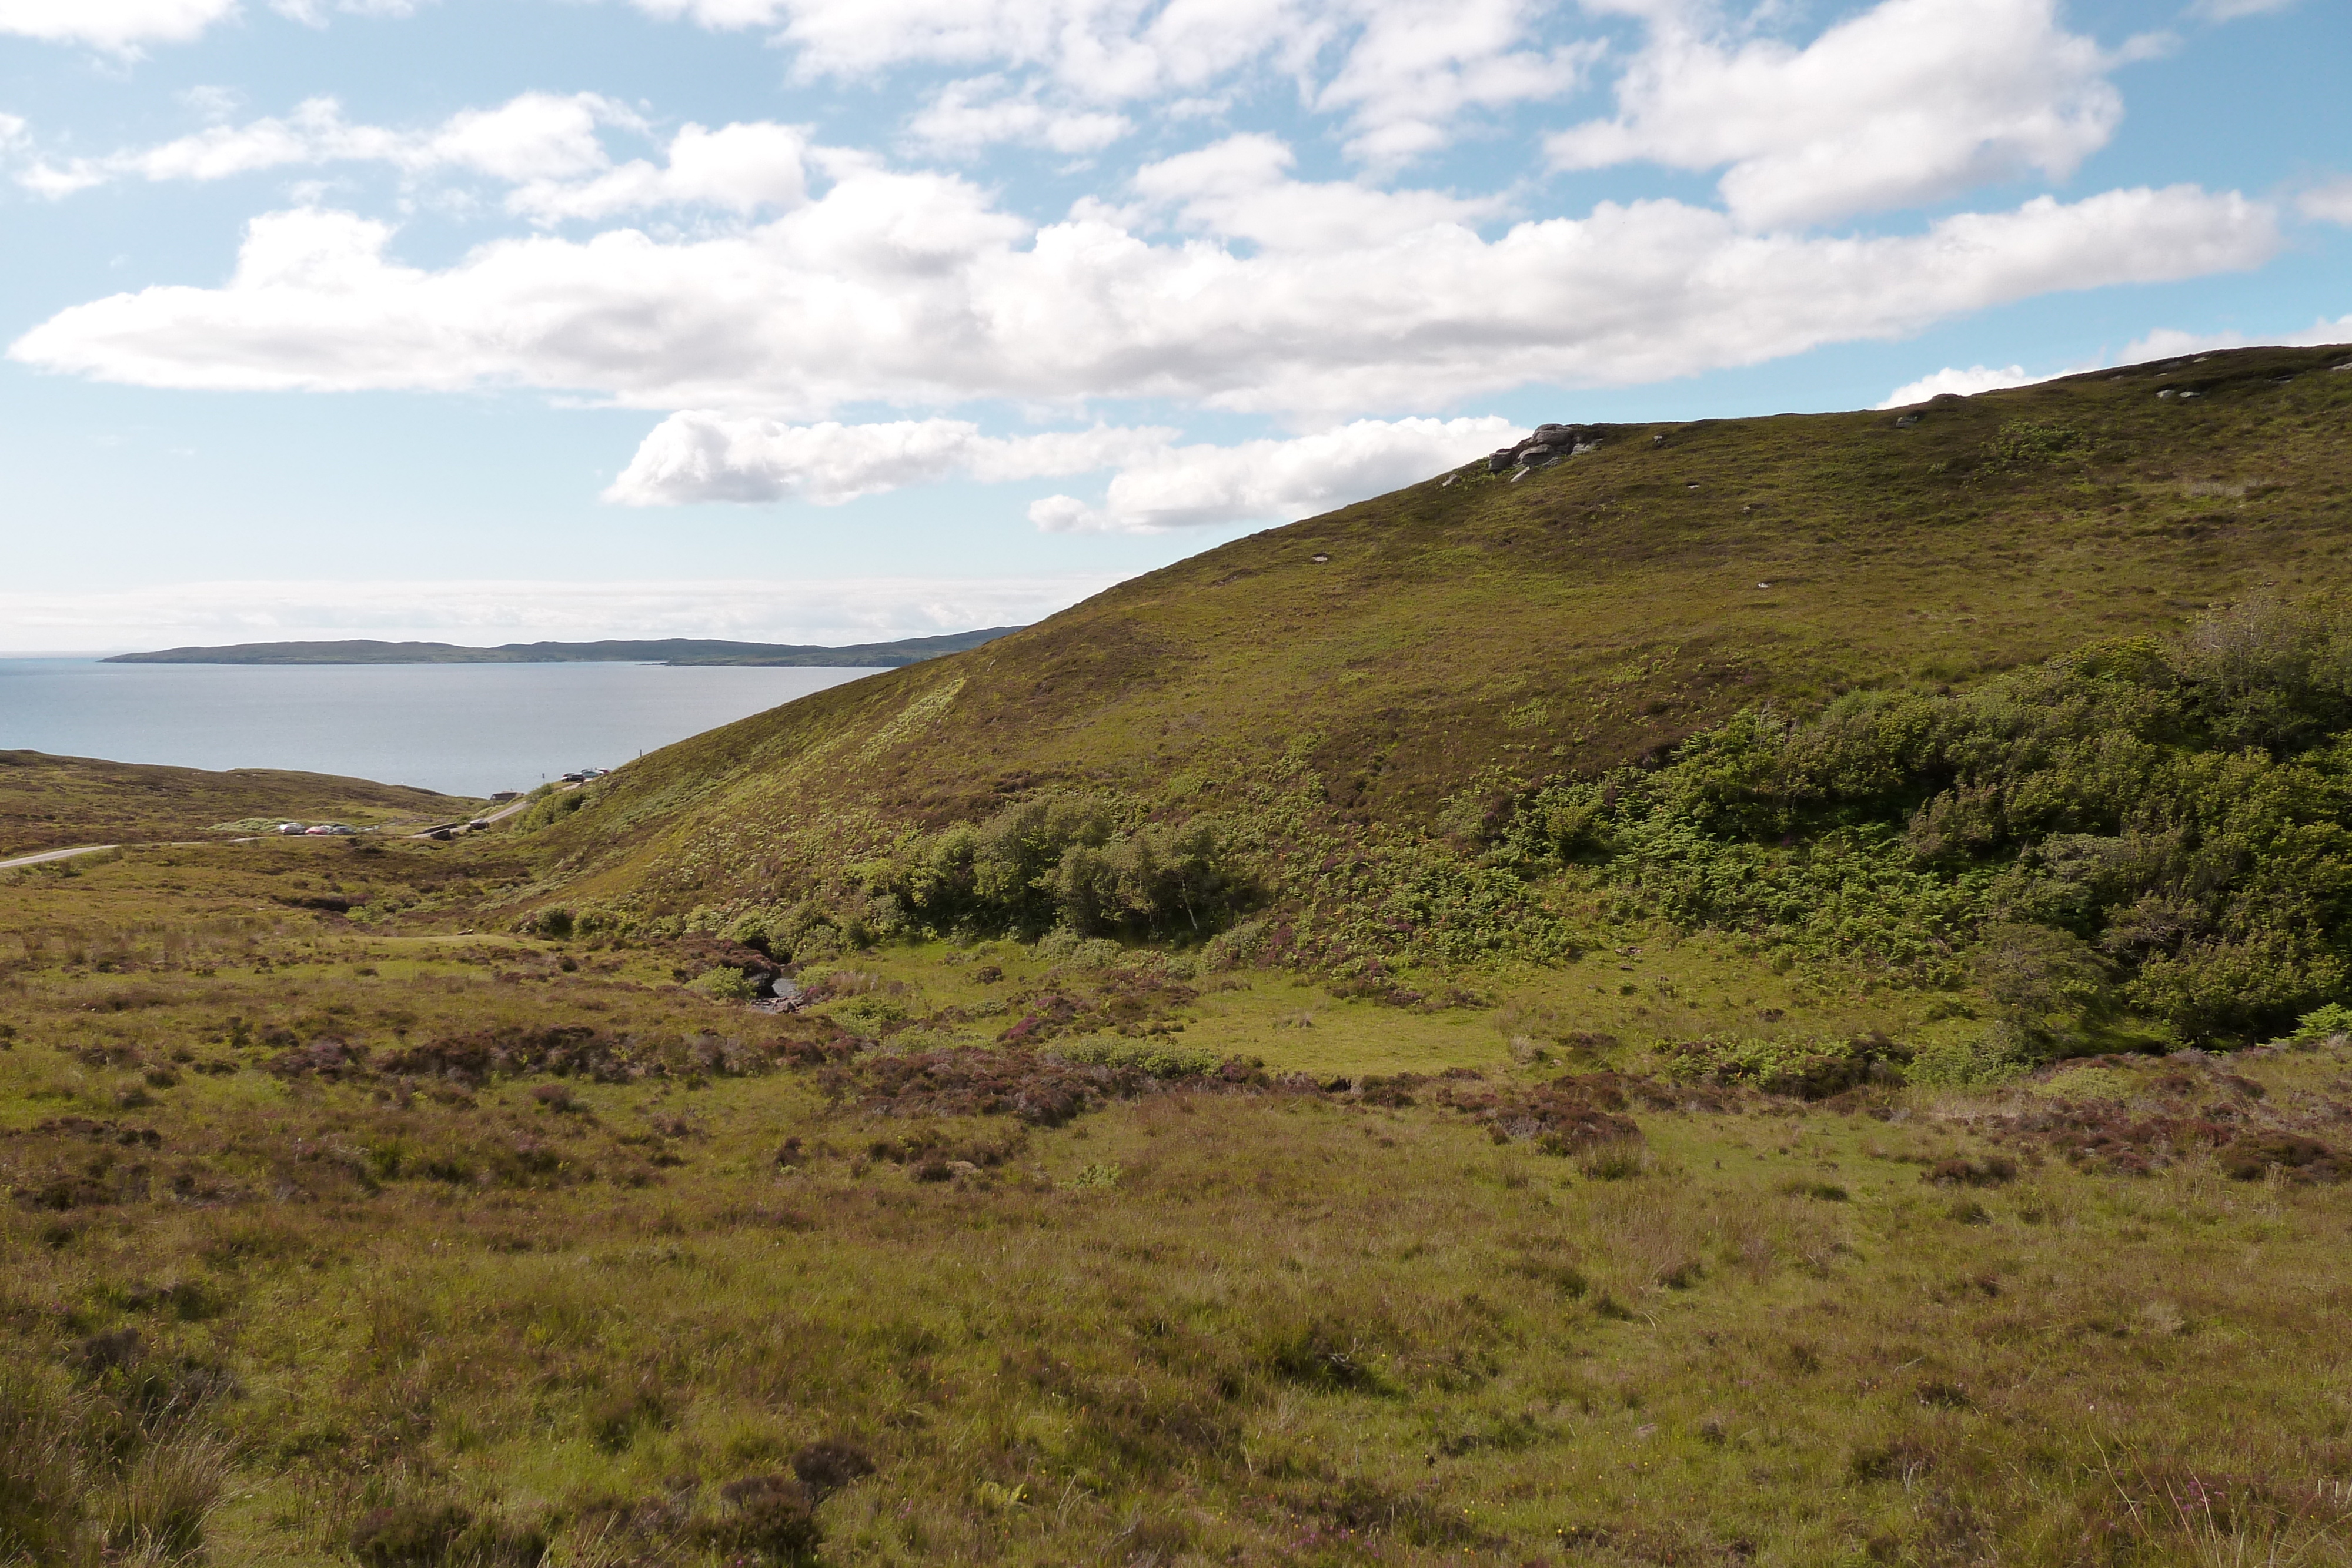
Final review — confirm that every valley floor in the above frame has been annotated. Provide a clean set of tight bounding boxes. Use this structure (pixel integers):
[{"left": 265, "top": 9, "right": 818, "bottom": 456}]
[{"left": 5, "top": 837, "right": 2351, "bottom": 1567}]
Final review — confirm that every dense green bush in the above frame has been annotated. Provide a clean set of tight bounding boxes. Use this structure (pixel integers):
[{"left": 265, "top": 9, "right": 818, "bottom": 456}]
[
  {"left": 1476, "top": 599, "right": 2352, "bottom": 1045},
  {"left": 876, "top": 795, "right": 1241, "bottom": 941},
  {"left": 743, "top": 794, "right": 1251, "bottom": 948}
]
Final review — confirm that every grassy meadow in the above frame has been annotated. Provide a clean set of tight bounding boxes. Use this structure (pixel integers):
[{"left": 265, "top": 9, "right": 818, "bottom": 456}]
[{"left": 8, "top": 837, "right": 2352, "bottom": 1567}]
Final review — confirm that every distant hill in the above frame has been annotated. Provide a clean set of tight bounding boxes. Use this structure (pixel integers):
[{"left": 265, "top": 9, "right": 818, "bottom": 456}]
[
  {"left": 0, "top": 751, "right": 478, "bottom": 860},
  {"left": 519, "top": 343, "right": 2352, "bottom": 921},
  {"left": 105, "top": 627, "right": 1025, "bottom": 667}
]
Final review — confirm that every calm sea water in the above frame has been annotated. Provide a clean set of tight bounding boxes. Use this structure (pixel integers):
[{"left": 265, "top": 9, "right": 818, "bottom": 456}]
[{"left": 0, "top": 659, "right": 875, "bottom": 798}]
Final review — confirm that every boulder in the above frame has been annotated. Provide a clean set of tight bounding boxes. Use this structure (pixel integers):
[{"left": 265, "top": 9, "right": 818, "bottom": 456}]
[{"left": 1489, "top": 423, "right": 1603, "bottom": 473}]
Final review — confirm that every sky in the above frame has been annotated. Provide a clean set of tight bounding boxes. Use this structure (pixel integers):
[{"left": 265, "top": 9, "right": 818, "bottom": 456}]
[{"left": 0, "top": 0, "right": 2345, "bottom": 651}]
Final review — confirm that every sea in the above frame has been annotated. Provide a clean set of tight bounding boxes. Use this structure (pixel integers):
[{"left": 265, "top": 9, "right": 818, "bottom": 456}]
[{"left": 0, "top": 658, "right": 876, "bottom": 798}]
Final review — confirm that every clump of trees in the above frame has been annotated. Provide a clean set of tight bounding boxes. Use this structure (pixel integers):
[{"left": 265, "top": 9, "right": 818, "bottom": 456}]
[
  {"left": 724, "top": 795, "right": 1248, "bottom": 959},
  {"left": 877, "top": 796, "right": 1238, "bottom": 940}
]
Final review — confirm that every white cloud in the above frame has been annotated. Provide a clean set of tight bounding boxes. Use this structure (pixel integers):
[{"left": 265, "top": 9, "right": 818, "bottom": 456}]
[
  {"left": 1877, "top": 364, "right": 2037, "bottom": 408},
  {"left": 2300, "top": 178, "right": 2352, "bottom": 226},
  {"left": 425, "top": 92, "right": 634, "bottom": 182},
  {"left": 269, "top": 0, "right": 422, "bottom": 22},
  {"left": 630, "top": 0, "right": 1581, "bottom": 165},
  {"left": 1311, "top": 0, "right": 1598, "bottom": 165},
  {"left": 2125, "top": 316, "right": 2352, "bottom": 362},
  {"left": 507, "top": 122, "right": 811, "bottom": 221},
  {"left": 2124, "top": 326, "right": 2248, "bottom": 361},
  {"left": 0, "top": 0, "right": 239, "bottom": 49},
  {"left": 0, "top": 112, "right": 26, "bottom": 149},
  {"left": 1549, "top": 0, "right": 2124, "bottom": 228},
  {"left": 1028, "top": 415, "right": 1522, "bottom": 531},
  {"left": 0, "top": 576, "right": 1110, "bottom": 652},
  {"left": 2191, "top": 0, "right": 2297, "bottom": 18},
  {"left": 606, "top": 415, "right": 1176, "bottom": 504},
  {"left": 176, "top": 84, "right": 245, "bottom": 121},
  {"left": 604, "top": 410, "right": 1512, "bottom": 525},
  {"left": 9, "top": 179, "right": 2280, "bottom": 420},
  {"left": 906, "top": 76, "right": 1132, "bottom": 158},
  {"left": 1130, "top": 133, "right": 1508, "bottom": 249},
  {"left": 11, "top": 94, "right": 813, "bottom": 223}
]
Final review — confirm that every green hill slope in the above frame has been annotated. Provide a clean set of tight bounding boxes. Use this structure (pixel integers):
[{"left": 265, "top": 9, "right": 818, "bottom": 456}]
[
  {"left": 0, "top": 751, "right": 480, "bottom": 859},
  {"left": 534, "top": 345, "right": 2350, "bottom": 926}
]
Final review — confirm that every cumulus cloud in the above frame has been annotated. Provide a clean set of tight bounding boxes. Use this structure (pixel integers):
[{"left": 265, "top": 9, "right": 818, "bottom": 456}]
[
  {"left": 2191, "top": 0, "right": 2297, "bottom": 18},
  {"left": 1130, "top": 133, "right": 1508, "bottom": 249},
  {"left": 0, "top": 0, "right": 239, "bottom": 49},
  {"left": 1309, "top": 0, "right": 1597, "bottom": 164},
  {"left": 1550, "top": 0, "right": 2126, "bottom": 228},
  {"left": 2124, "top": 316, "right": 2352, "bottom": 362},
  {"left": 11, "top": 93, "right": 808, "bottom": 222},
  {"left": 1877, "top": 364, "right": 2039, "bottom": 408},
  {"left": 1026, "top": 416, "right": 1521, "bottom": 531},
  {"left": 7, "top": 170, "right": 2280, "bottom": 420},
  {"left": 270, "top": 0, "right": 425, "bottom": 23},
  {"left": 2300, "top": 179, "right": 2352, "bottom": 226},
  {"left": 631, "top": 0, "right": 1580, "bottom": 165},
  {"left": 906, "top": 77, "right": 1131, "bottom": 158},
  {"left": 606, "top": 416, "right": 1177, "bottom": 504},
  {"left": 0, "top": 576, "right": 1110, "bottom": 652},
  {"left": 507, "top": 122, "right": 811, "bottom": 220},
  {"left": 604, "top": 410, "right": 1512, "bottom": 527}
]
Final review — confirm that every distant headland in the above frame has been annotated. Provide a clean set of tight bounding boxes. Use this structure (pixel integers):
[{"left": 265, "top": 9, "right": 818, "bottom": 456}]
[{"left": 103, "top": 627, "right": 1024, "bottom": 668}]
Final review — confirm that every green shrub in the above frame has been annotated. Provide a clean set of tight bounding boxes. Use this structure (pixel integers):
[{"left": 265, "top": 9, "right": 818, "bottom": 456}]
[
  {"left": 828, "top": 994, "right": 907, "bottom": 1031},
  {"left": 1054, "top": 1038, "right": 1219, "bottom": 1079},
  {"left": 689, "top": 966, "right": 757, "bottom": 1002},
  {"left": 1653, "top": 1034, "right": 1909, "bottom": 1099},
  {"left": 2273, "top": 1001, "right": 2352, "bottom": 1046},
  {"left": 1461, "top": 600, "right": 2352, "bottom": 1043}
]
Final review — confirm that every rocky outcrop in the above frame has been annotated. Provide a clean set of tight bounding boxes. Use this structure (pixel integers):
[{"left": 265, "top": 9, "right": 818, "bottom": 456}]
[{"left": 1487, "top": 423, "right": 1603, "bottom": 474}]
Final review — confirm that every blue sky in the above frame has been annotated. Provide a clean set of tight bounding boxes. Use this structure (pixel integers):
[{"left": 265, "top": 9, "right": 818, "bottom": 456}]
[{"left": 0, "top": 0, "right": 2344, "bottom": 650}]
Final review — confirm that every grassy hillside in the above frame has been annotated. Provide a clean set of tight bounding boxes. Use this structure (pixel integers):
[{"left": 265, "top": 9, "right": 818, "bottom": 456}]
[
  {"left": 534, "top": 345, "right": 2352, "bottom": 929},
  {"left": 0, "top": 752, "right": 483, "bottom": 860}
]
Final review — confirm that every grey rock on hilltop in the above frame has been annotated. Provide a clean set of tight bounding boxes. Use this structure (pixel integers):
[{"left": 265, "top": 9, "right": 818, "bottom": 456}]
[{"left": 1487, "top": 423, "right": 1603, "bottom": 474}]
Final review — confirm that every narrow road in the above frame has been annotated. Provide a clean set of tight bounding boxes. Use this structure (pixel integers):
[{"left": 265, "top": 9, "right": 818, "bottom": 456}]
[
  {"left": 408, "top": 784, "right": 563, "bottom": 839},
  {"left": 6, "top": 783, "right": 560, "bottom": 863},
  {"left": 0, "top": 843, "right": 116, "bottom": 871}
]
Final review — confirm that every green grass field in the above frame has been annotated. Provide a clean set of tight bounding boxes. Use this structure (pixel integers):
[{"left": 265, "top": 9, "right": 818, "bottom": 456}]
[{"left": 10, "top": 835, "right": 2352, "bottom": 1566}]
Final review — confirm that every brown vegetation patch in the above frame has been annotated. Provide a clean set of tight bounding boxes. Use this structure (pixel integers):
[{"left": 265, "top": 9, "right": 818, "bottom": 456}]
[
  {"left": 820, "top": 1045, "right": 1254, "bottom": 1125},
  {"left": 31, "top": 1116, "right": 162, "bottom": 1148},
  {"left": 1432, "top": 1072, "right": 1645, "bottom": 1154},
  {"left": 995, "top": 971, "right": 1198, "bottom": 1044},
  {"left": 1959, "top": 1053, "right": 2352, "bottom": 1176},
  {"left": 380, "top": 1024, "right": 843, "bottom": 1088}
]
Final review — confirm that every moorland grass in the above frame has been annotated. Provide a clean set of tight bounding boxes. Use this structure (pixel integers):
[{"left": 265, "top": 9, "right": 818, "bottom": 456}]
[
  {"left": 0, "top": 752, "right": 483, "bottom": 861},
  {"left": 9, "top": 844, "right": 2352, "bottom": 1566}
]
